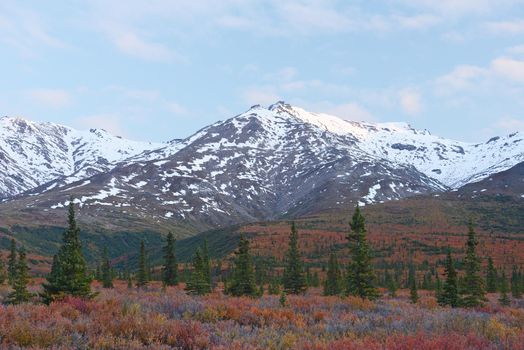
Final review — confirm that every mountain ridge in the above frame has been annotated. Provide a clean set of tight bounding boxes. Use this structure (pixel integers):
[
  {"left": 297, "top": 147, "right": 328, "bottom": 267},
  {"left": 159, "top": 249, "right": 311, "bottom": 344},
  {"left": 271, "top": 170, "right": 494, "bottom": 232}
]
[
  {"left": 0, "top": 102, "right": 522, "bottom": 236},
  {"left": 2, "top": 103, "right": 521, "bottom": 201}
]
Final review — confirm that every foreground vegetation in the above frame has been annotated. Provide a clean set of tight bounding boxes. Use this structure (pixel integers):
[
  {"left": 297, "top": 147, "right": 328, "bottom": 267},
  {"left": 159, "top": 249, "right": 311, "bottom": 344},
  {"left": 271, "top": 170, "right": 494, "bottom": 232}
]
[{"left": 0, "top": 282, "right": 522, "bottom": 349}]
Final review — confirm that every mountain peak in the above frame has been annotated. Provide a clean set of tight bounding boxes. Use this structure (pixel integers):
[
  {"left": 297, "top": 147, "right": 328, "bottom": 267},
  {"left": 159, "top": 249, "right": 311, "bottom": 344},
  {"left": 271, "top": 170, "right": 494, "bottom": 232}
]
[{"left": 268, "top": 100, "right": 292, "bottom": 111}]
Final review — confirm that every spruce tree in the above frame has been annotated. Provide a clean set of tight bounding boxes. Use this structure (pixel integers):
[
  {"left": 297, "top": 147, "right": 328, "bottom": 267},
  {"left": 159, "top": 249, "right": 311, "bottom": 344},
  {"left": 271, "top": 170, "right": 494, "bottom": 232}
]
[
  {"left": 435, "top": 273, "right": 442, "bottom": 301},
  {"left": 101, "top": 247, "right": 113, "bottom": 289},
  {"left": 136, "top": 240, "right": 148, "bottom": 288},
  {"left": 409, "top": 266, "right": 418, "bottom": 304},
  {"left": 226, "top": 235, "right": 257, "bottom": 297},
  {"left": 202, "top": 240, "right": 211, "bottom": 289},
  {"left": 127, "top": 272, "right": 133, "bottom": 289},
  {"left": 282, "top": 222, "right": 306, "bottom": 294},
  {"left": 305, "top": 267, "right": 312, "bottom": 287},
  {"left": 385, "top": 268, "right": 397, "bottom": 297},
  {"left": 511, "top": 265, "right": 522, "bottom": 299},
  {"left": 439, "top": 250, "right": 459, "bottom": 307},
  {"left": 499, "top": 271, "right": 511, "bottom": 306},
  {"left": 6, "top": 247, "right": 32, "bottom": 305},
  {"left": 162, "top": 232, "right": 178, "bottom": 286},
  {"left": 0, "top": 253, "right": 6, "bottom": 284},
  {"left": 186, "top": 247, "right": 211, "bottom": 295},
  {"left": 41, "top": 200, "right": 92, "bottom": 303},
  {"left": 312, "top": 271, "right": 320, "bottom": 288},
  {"left": 346, "top": 205, "right": 380, "bottom": 300},
  {"left": 279, "top": 291, "right": 287, "bottom": 307},
  {"left": 323, "top": 252, "right": 342, "bottom": 296},
  {"left": 461, "top": 220, "right": 486, "bottom": 307},
  {"left": 486, "top": 256, "right": 498, "bottom": 293},
  {"left": 7, "top": 239, "right": 17, "bottom": 286},
  {"left": 95, "top": 265, "right": 102, "bottom": 282}
]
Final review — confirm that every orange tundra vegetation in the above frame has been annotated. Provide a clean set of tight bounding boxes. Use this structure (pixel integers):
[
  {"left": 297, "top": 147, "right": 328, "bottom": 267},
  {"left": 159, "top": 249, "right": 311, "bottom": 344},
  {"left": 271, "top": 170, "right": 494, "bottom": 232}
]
[{"left": 0, "top": 281, "right": 523, "bottom": 349}]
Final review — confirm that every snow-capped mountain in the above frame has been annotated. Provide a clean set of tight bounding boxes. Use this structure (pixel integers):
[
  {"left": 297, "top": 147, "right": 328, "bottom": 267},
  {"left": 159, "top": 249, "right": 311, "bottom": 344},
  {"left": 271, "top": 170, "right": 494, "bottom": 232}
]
[
  {"left": 269, "top": 103, "right": 523, "bottom": 188},
  {"left": 0, "top": 116, "right": 163, "bottom": 198},
  {"left": 1, "top": 101, "right": 521, "bottom": 233}
]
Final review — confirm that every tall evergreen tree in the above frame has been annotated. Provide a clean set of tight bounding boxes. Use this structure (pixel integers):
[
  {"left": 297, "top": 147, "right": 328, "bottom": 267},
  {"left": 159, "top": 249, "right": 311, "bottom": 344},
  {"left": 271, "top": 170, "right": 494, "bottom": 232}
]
[
  {"left": 186, "top": 247, "right": 211, "bottom": 295},
  {"left": 6, "top": 247, "right": 32, "bottom": 305},
  {"left": 511, "top": 265, "right": 522, "bottom": 299},
  {"left": 499, "top": 271, "right": 511, "bottom": 306},
  {"left": 41, "top": 200, "right": 92, "bottom": 303},
  {"left": 486, "top": 256, "right": 498, "bottom": 293},
  {"left": 435, "top": 273, "right": 442, "bottom": 301},
  {"left": 7, "top": 239, "right": 17, "bottom": 286},
  {"left": 346, "top": 205, "right": 380, "bottom": 300},
  {"left": 0, "top": 253, "right": 6, "bottom": 284},
  {"left": 305, "top": 267, "right": 312, "bottom": 287},
  {"left": 202, "top": 240, "right": 211, "bottom": 289},
  {"left": 101, "top": 247, "right": 113, "bottom": 289},
  {"left": 95, "top": 265, "right": 102, "bottom": 282},
  {"left": 268, "top": 277, "right": 281, "bottom": 295},
  {"left": 136, "top": 240, "right": 148, "bottom": 288},
  {"left": 282, "top": 222, "right": 306, "bottom": 294},
  {"left": 461, "top": 220, "right": 486, "bottom": 307},
  {"left": 226, "top": 235, "right": 257, "bottom": 297},
  {"left": 409, "top": 265, "right": 418, "bottom": 304},
  {"left": 439, "top": 250, "right": 459, "bottom": 307},
  {"left": 323, "top": 252, "right": 342, "bottom": 296},
  {"left": 385, "top": 268, "right": 397, "bottom": 297},
  {"left": 312, "top": 271, "right": 320, "bottom": 288},
  {"left": 162, "top": 232, "right": 178, "bottom": 286},
  {"left": 127, "top": 272, "right": 133, "bottom": 289}
]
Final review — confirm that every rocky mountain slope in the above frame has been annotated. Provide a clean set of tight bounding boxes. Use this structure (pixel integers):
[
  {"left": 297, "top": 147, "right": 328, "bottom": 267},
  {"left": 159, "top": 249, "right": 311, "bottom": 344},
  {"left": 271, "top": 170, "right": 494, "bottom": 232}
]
[
  {"left": 0, "top": 102, "right": 522, "bottom": 235},
  {"left": 0, "top": 116, "right": 162, "bottom": 199}
]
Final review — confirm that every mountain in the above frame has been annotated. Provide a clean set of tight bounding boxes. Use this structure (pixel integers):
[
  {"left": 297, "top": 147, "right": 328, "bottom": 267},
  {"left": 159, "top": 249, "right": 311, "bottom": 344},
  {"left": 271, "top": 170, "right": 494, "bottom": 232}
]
[
  {"left": 451, "top": 161, "right": 524, "bottom": 200},
  {"left": 0, "top": 116, "right": 163, "bottom": 199},
  {"left": 0, "top": 102, "right": 522, "bottom": 236}
]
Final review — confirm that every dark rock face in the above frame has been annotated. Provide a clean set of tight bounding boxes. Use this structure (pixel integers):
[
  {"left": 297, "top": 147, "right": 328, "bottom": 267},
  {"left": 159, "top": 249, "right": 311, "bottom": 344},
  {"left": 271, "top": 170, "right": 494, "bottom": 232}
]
[
  {"left": 391, "top": 143, "right": 417, "bottom": 151},
  {"left": 452, "top": 161, "right": 524, "bottom": 200}
]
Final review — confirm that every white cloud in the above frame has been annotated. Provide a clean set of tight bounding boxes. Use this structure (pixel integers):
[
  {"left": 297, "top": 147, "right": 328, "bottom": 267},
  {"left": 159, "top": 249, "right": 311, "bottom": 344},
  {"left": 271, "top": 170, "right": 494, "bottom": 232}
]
[
  {"left": 507, "top": 44, "right": 524, "bottom": 56},
  {"left": 399, "top": 89, "right": 423, "bottom": 115},
  {"left": 398, "top": 0, "right": 524, "bottom": 16},
  {"left": 165, "top": 102, "right": 187, "bottom": 115},
  {"left": 108, "top": 86, "right": 161, "bottom": 101},
  {"left": 331, "top": 65, "right": 356, "bottom": 76},
  {"left": 28, "top": 89, "right": 72, "bottom": 108},
  {"left": 242, "top": 86, "right": 280, "bottom": 106},
  {"left": 434, "top": 55, "right": 524, "bottom": 112},
  {"left": 216, "top": 15, "right": 253, "bottom": 29},
  {"left": 265, "top": 67, "right": 298, "bottom": 82},
  {"left": 436, "top": 57, "right": 524, "bottom": 92},
  {"left": 494, "top": 117, "right": 524, "bottom": 133},
  {"left": 75, "top": 113, "right": 128, "bottom": 137},
  {"left": 0, "top": 3, "right": 66, "bottom": 57},
  {"left": 392, "top": 14, "right": 441, "bottom": 29},
  {"left": 491, "top": 57, "right": 524, "bottom": 83},
  {"left": 441, "top": 31, "right": 465, "bottom": 43},
  {"left": 324, "top": 103, "right": 375, "bottom": 122},
  {"left": 435, "top": 65, "right": 488, "bottom": 93},
  {"left": 486, "top": 20, "right": 524, "bottom": 34},
  {"left": 111, "top": 31, "right": 181, "bottom": 62}
]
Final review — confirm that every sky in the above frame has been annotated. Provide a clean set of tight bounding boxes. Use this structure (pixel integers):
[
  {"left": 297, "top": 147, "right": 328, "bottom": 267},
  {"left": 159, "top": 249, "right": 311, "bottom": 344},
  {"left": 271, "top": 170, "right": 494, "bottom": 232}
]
[{"left": 1, "top": 1, "right": 524, "bottom": 143}]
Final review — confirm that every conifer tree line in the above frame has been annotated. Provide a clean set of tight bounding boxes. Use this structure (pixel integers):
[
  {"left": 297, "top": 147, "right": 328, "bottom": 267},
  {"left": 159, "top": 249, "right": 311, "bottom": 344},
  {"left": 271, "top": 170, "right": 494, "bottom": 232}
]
[{"left": 0, "top": 198, "right": 522, "bottom": 309}]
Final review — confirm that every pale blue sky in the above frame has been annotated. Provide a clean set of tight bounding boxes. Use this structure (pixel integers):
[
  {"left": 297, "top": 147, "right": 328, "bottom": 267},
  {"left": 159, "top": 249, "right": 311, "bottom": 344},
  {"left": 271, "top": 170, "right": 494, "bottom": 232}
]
[{"left": 1, "top": 0, "right": 524, "bottom": 142}]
